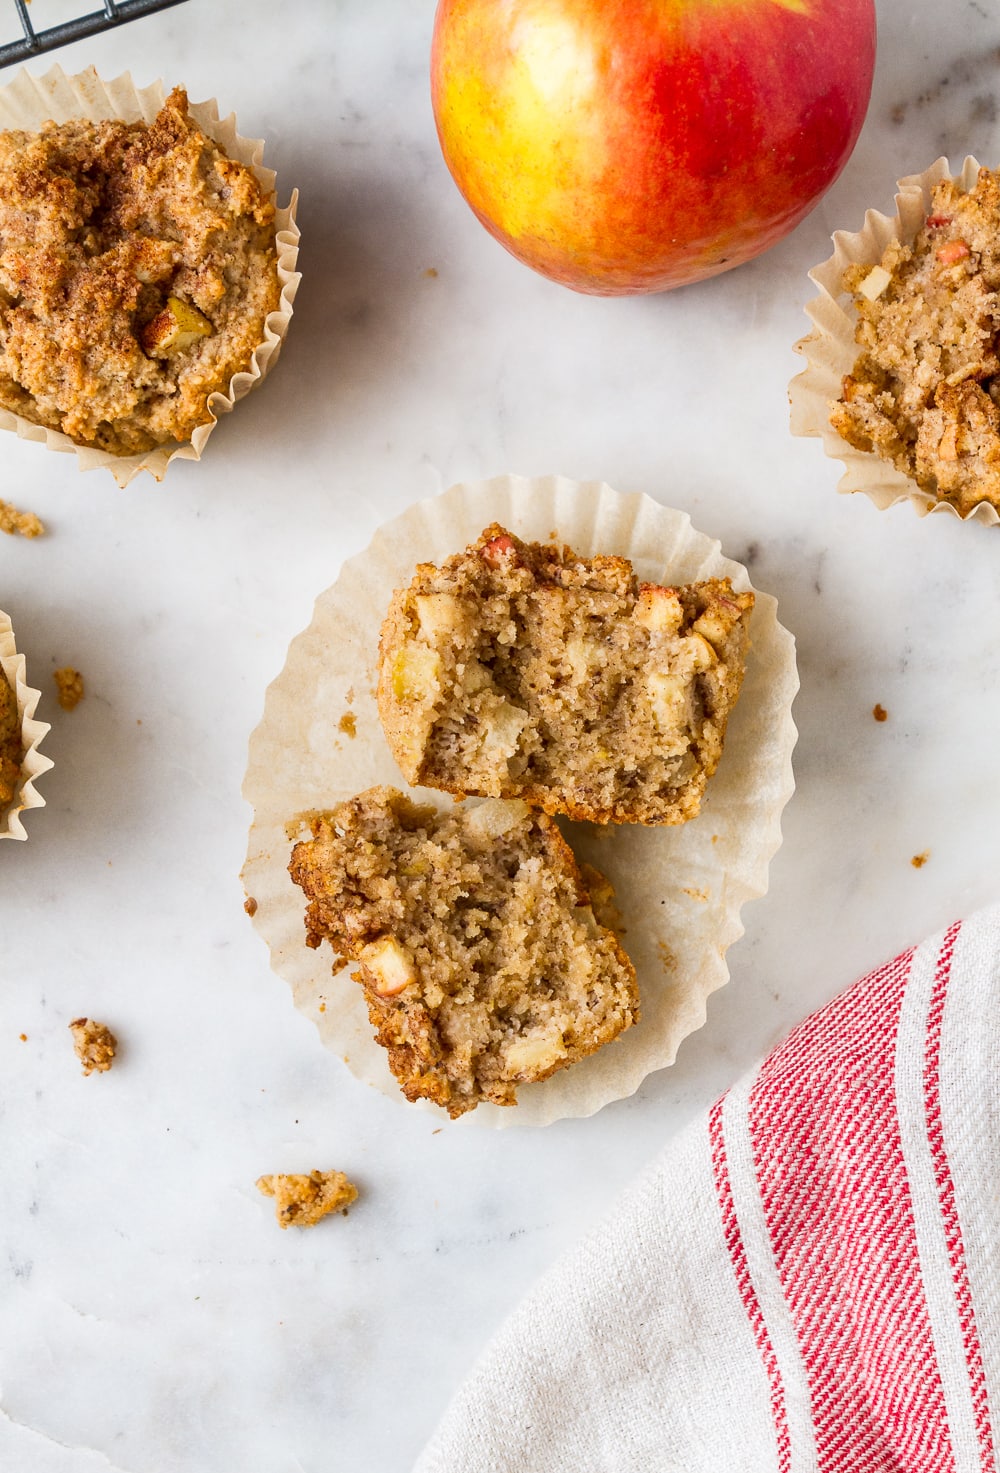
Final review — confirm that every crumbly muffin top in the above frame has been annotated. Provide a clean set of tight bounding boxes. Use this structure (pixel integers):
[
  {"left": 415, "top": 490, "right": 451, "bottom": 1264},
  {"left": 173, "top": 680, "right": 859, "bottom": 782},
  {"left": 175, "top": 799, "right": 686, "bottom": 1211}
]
[
  {"left": 0, "top": 664, "right": 22, "bottom": 810},
  {"left": 290, "top": 786, "right": 639, "bottom": 1118},
  {"left": 0, "top": 87, "right": 279, "bottom": 455},
  {"left": 831, "top": 166, "right": 1000, "bottom": 515},
  {"left": 378, "top": 525, "right": 754, "bottom": 825}
]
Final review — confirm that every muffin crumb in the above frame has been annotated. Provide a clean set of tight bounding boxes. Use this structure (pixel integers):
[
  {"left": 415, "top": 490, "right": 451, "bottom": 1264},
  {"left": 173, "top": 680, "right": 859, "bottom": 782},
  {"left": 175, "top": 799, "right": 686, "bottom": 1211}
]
[
  {"left": 873, "top": 703, "right": 888, "bottom": 722},
  {"left": 0, "top": 498, "right": 44, "bottom": 538},
  {"left": 257, "top": 1169, "right": 358, "bottom": 1228},
  {"left": 911, "top": 851, "right": 930, "bottom": 869},
  {"left": 244, "top": 895, "right": 258, "bottom": 918},
  {"left": 54, "top": 667, "right": 84, "bottom": 710},
  {"left": 69, "top": 1018, "right": 117, "bottom": 1075}
]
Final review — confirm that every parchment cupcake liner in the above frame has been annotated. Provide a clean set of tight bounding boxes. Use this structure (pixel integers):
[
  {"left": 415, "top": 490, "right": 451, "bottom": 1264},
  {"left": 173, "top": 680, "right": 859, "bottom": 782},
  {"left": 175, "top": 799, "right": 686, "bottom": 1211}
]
[
  {"left": 0, "top": 611, "right": 53, "bottom": 841},
  {"left": 790, "top": 155, "right": 998, "bottom": 524},
  {"left": 0, "top": 65, "right": 301, "bottom": 489},
  {"left": 241, "top": 476, "right": 799, "bottom": 1129}
]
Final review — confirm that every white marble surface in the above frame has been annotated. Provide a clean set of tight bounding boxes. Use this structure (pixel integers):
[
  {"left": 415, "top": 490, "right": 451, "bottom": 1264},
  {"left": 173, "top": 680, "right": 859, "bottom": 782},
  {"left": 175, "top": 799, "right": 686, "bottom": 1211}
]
[{"left": 3, "top": 2, "right": 1000, "bottom": 1468}]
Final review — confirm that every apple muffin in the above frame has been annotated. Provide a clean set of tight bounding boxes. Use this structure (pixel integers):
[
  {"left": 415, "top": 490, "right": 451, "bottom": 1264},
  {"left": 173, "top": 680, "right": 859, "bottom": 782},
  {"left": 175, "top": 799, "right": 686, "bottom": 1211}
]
[
  {"left": 289, "top": 786, "right": 639, "bottom": 1118},
  {"left": 377, "top": 525, "right": 754, "bottom": 825},
  {"left": 0, "top": 663, "right": 22, "bottom": 813},
  {"left": 0, "top": 87, "right": 280, "bottom": 455},
  {"left": 830, "top": 166, "right": 1000, "bottom": 515}
]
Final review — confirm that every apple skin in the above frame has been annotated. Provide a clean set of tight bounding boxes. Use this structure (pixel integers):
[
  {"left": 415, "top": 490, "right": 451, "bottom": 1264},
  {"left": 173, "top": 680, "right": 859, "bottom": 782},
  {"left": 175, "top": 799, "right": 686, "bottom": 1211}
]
[{"left": 430, "top": 0, "right": 876, "bottom": 296}]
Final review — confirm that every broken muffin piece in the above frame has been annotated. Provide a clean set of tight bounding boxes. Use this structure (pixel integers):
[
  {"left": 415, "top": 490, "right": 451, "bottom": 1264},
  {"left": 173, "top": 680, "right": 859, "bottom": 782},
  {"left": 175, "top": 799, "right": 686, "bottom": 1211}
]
[
  {"left": 289, "top": 786, "right": 639, "bottom": 1118},
  {"left": 377, "top": 525, "right": 754, "bottom": 825},
  {"left": 830, "top": 166, "right": 1000, "bottom": 515},
  {"left": 257, "top": 1169, "right": 358, "bottom": 1228},
  {"left": 0, "top": 86, "right": 280, "bottom": 455},
  {"left": 53, "top": 667, "right": 84, "bottom": 711},
  {"left": 0, "top": 497, "right": 44, "bottom": 538},
  {"left": 69, "top": 1017, "right": 117, "bottom": 1075}
]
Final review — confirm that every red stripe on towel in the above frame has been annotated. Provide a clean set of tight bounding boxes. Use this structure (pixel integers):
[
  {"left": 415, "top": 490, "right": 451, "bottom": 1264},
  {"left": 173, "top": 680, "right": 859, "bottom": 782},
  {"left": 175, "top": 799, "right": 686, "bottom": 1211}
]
[
  {"left": 709, "top": 1094, "right": 792, "bottom": 1473},
  {"left": 749, "top": 945, "right": 957, "bottom": 1473},
  {"left": 924, "top": 921, "right": 995, "bottom": 1471}
]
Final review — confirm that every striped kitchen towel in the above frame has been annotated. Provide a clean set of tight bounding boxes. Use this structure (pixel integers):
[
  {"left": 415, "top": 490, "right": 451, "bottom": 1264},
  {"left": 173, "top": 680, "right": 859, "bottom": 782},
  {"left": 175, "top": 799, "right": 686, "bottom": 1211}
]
[{"left": 414, "top": 904, "right": 1000, "bottom": 1473}]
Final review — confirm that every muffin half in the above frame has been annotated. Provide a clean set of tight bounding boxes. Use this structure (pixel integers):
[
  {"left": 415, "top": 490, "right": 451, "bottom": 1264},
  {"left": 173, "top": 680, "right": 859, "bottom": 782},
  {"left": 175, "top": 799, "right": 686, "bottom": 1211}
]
[
  {"left": 378, "top": 525, "right": 754, "bottom": 824},
  {"left": 289, "top": 786, "right": 639, "bottom": 1117}
]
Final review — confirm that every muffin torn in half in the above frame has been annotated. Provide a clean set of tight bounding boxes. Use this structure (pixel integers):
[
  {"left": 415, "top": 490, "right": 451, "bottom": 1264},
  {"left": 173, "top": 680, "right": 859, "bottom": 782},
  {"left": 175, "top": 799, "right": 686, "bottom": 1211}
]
[
  {"left": 0, "top": 87, "right": 279, "bottom": 454},
  {"left": 830, "top": 167, "right": 1000, "bottom": 515},
  {"left": 289, "top": 786, "right": 639, "bottom": 1118},
  {"left": 377, "top": 525, "right": 754, "bottom": 825}
]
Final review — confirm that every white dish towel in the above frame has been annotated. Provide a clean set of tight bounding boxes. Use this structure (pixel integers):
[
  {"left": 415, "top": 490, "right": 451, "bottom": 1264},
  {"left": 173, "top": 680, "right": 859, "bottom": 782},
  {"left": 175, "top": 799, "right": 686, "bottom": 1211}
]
[{"left": 414, "top": 903, "right": 1000, "bottom": 1473}]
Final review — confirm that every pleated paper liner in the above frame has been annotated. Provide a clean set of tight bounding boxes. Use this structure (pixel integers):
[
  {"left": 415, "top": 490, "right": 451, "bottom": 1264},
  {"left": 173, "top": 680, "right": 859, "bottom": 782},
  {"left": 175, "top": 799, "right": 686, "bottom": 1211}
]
[
  {"left": 790, "top": 155, "right": 999, "bottom": 524},
  {"left": 0, "top": 65, "right": 301, "bottom": 488},
  {"left": 0, "top": 611, "right": 52, "bottom": 841},
  {"left": 242, "top": 476, "right": 799, "bottom": 1127}
]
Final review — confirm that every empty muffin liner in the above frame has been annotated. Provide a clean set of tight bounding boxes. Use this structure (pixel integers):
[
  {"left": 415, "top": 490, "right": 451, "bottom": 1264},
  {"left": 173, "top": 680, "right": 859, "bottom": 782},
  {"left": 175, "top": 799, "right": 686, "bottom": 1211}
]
[
  {"left": 241, "top": 475, "right": 799, "bottom": 1127},
  {"left": 0, "top": 64, "right": 301, "bottom": 488},
  {"left": 790, "top": 154, "right": 999, "bottom": 525},
  {"left": 0, "top": 610, "right": 53, "bottom": 841}
]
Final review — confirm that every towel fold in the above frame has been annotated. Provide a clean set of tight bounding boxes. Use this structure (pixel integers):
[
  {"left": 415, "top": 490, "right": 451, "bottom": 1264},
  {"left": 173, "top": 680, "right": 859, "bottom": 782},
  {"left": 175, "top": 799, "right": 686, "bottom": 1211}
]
[{"left": 415, "top": 904, "right": 1000, "bottom": 1473}]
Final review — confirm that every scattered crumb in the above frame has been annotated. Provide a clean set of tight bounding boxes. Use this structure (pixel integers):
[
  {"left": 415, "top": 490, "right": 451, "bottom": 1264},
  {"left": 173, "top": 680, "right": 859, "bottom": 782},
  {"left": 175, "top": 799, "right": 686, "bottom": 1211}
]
[
  {"left": 18, "top": 1033, "right": 26, "bottom": 1042},
  {"left": 683, "top": 886, "right": 709, "bottom": 903},
  {"left": 873, "top": 704, "right": 888, "bottom": 722},
  {"left": 256, "top": 1169, "right": 358, "bottom": 1228},
  {"left": 244, "top": 895, "right": 258, "bottom": 918},
  {"left": 69, "top": 1017, "right": 117, "bottom": 1075},
  {"left": 911, "top": 851, "right": 930, "bottom": 869},
  {"left": 338, "top": 711, "right": 357, "bottom": 738},
  {"left": 318, "top": 1001, "right": 326, "bottom": 1013},
  {"left": 423, "top": 267, "right": 438, "bottom": 278},
  {"left": 432, "top": 1128, "right": 442, "bottom": 1135},
  {"left": 345, "top": 686, "right": 355, "bottom": 704},
  {"left": 0, "top": 497, "right": 44, "bottom": 538},
  {"left": 656, "top": 941, "right": 677, "bottom": 973},
  {"left": 54, "top": 667, "right": 84, "bottom": 710}
]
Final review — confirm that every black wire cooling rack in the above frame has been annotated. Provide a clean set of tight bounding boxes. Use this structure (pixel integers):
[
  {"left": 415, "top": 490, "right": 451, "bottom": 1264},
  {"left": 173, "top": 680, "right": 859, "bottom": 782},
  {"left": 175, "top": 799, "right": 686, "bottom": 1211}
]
[{"left": 0, "top": 0, "right": 189, "bottom": 69}]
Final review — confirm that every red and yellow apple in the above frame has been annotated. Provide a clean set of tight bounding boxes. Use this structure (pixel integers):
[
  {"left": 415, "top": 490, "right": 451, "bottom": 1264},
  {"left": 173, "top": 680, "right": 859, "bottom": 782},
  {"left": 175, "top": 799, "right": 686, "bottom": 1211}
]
[{"left": 430, "top": 0, "right": 876, "bottom": 296}]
